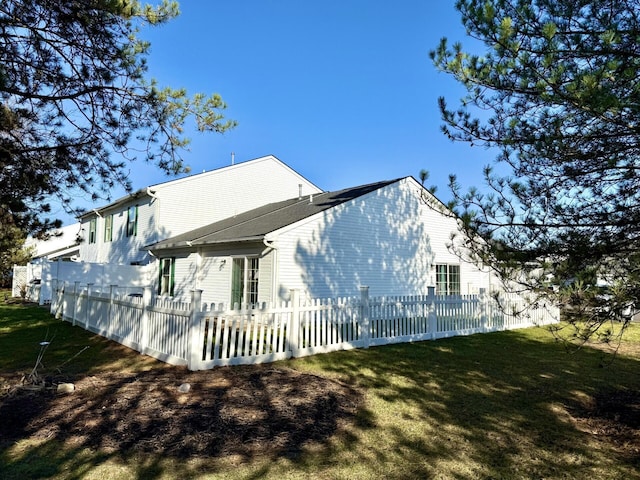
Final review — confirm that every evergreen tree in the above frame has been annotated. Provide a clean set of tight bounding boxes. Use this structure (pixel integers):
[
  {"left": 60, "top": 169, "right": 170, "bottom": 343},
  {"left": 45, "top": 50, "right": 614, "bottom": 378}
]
[
  {"left": 0, "top": 1, "right": 235, "bottom": 234},
  {"left": 431, "top": 0, "right": 640, "bottom": 342}
]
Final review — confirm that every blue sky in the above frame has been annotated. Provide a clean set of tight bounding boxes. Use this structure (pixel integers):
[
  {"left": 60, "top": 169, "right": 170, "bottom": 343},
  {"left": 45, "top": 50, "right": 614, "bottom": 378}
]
[{"left": 55, "top": 1, "right": 496, "bottom": 224}]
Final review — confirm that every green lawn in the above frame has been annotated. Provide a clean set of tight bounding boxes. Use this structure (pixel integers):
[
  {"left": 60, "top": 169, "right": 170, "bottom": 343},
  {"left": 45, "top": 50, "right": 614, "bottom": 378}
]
[{"left": 1, "top": 296, "right": 639, "bottom": 479}]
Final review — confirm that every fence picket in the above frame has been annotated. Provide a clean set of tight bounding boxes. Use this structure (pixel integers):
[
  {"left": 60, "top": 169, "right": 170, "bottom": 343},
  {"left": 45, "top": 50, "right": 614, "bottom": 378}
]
[{"left": 50, "top": 283, "right": 559, "bottom": 370}]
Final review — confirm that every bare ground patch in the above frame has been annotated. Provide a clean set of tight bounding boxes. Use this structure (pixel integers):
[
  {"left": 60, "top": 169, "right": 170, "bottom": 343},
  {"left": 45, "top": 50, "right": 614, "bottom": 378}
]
[
  {"left": 567, "top": 388, "right": 640, "bottom": 459},
  {"left": 0, "top": 365, "right": 363, "bottom": 460}
]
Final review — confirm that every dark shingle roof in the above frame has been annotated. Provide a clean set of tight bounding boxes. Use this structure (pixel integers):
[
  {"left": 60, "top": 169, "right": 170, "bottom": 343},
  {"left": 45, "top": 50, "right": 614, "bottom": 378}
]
[{"left": 146, "top": 179, "right": 401, "bottom": 251}]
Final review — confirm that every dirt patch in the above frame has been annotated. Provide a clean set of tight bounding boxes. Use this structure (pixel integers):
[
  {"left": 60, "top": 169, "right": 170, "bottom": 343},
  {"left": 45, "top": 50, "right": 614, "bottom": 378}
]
[
  {"left": 0, "top": 365, "right": 362, "bottom": 460},
  {"left": 568, "top": 388, "right": 640, "bottom": 458}
]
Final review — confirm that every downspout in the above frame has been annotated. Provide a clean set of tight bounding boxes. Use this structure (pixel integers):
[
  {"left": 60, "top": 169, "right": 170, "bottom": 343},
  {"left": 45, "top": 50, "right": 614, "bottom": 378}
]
[
  {"left": 263, "top": 237, "right": 279, "bottom": 304},
  {"left": 146, "top": 187, "right": 160, "bottom": 264},
  {"left": 194, "top": 247, "right": 203, "bottom": 298}
]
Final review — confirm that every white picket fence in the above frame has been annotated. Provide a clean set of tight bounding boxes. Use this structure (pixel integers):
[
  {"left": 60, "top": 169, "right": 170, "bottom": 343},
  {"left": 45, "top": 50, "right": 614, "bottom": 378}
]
[{"left": 50, "top": 283, "right": 559, "bottom": 370}]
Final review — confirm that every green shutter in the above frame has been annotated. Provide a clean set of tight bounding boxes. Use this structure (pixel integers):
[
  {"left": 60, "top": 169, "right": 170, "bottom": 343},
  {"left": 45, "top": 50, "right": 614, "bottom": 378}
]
[
  {"left": 231, "top": 258, "right": 243, "bottom": 306},
  {"left": 170, "top": 257, "right": 175, "bottom": 297},
  {"left": 134, "top": 205, "right": 138, "bottom": 236},
  {"left": 157, "top": 259, "right": 163, "bottom": 295}
]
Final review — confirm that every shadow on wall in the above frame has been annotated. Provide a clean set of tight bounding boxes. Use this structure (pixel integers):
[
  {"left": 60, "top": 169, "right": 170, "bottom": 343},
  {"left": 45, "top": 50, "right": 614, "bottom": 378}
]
[{"left": 292, "top": 184, "right": 435, "bottom": 299}]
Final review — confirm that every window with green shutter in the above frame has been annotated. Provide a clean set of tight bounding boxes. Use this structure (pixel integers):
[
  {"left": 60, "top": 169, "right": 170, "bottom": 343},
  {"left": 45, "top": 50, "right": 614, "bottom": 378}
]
[
  {"left": 158, "top": 258, "right": 175, "bottom": 296},
  {"left": 104, "top": 214, "right": 113, "bottom": 242},
  {"left": 88, "top": 218, "right": 97, "bottom": 244},
  {"left": 231, "top": 257, "right": 259, "bottom": 306},
  {"left": 126, "top": 205, "right": 138, "bottom": 237}
]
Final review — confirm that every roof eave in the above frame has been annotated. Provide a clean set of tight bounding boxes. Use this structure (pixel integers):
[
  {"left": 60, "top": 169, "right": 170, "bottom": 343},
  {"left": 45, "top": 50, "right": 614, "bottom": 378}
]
[{"left": 146, "top": 235, "right": 266, "bottom": 252}]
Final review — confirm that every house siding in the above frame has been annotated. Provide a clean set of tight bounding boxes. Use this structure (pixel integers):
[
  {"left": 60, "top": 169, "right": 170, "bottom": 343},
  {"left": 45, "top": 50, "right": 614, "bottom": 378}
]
[
  {"left": 196, "top": 242, "right": 273, "bottom": 306},
  {"left": 156, "top": 156, "right": 321, "bottom": 239},
  {"left": 273, "top": 178, "right": 494, "bottom": 299},
  {"left": 171, "top": 254, "right": 196, "bottom": 300},
  {"left": 78, "top": 156, "right": 321, "bottom": 266},
  {"left": 79, "top": 196, "right": 156, "bottom": 265},
  {"left": 200, "top": 255, "right": 231, "bottom": 306}
]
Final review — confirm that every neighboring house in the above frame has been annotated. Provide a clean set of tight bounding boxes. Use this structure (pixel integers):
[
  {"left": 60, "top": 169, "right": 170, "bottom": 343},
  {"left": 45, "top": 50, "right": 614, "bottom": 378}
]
[
  {"left": 145, "top": 176, "right": 498, "bottom": 305},
  {"left": 24, "top": 223, "right": 81, "bottom": 262},
  {"left": 14, "top": 223, "right": 81, "bottom": 299},
  {"left": 77, "top": 155, "right": 322, "bottom": 266}
]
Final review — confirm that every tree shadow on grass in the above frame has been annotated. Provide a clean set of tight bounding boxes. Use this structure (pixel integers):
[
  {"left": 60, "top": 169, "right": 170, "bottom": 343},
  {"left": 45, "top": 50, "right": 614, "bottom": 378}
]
[
  {"left": 0, "top": 364, "right": 364, "bottom": 479},
  {"left": 288, "top": 327, "right": 640, "bottom": 479},
  {"left": 2, "top": 300, "right": 640, "bottom": 479}
]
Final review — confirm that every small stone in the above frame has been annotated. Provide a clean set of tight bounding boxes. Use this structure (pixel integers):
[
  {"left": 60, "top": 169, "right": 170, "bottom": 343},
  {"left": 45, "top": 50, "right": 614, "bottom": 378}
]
[
  {"left": 177, "top": 383, "right": 191, "bottom": 393},
  {"left": 57, "top": 383, "right": 75, "bottom": 394}
]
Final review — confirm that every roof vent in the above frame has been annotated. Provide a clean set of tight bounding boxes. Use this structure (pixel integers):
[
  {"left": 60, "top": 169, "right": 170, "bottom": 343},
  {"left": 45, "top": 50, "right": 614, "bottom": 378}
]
[
  {"left": 298, "top": 184, "right": 302, "bottom": 200},
  {"left": 309, "top": 194, "right": 313, "bottom": 204}
]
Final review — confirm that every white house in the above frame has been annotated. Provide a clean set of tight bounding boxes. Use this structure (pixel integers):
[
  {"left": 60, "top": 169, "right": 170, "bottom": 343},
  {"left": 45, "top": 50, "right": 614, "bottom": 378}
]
[
  {"left": 145, "top": 176, "right": 497, "bottom": 305},
  {"left": 24, "top": 223, "right": 81, "bottom": 262},
  {"left": 77, "top": 155, "right": 322, "bottom": 266}
]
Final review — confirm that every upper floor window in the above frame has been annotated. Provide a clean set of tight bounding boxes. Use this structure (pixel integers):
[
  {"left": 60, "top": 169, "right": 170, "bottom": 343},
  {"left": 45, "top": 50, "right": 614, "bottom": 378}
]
[
  {"left": 436, "top": 264, "right": 461, "bottom": 296},
  {"left": 126, "top": 205, "right": 138, "bottom": 237},
  {"left": 104, "top": 214, "right": 113, "bottom": 242},
  {"left": 88, "top": 218, "right": 97, "bottom": 244},
  {"left": 231, "top": 257, "right": 259, "bottom": 306}
]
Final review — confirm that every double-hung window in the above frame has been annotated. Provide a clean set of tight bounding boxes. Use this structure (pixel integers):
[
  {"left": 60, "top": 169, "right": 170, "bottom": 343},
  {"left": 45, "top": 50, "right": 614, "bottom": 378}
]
[
  {"left": 231, "top": 257, "right": 259, "bottom": 306},
  {"left": 158, "top": 258, "right": 175, "bottom": 296},
  {"left": 88, "top": 218, "right": 97, "bottom": 244},
  {"left": 104, "top": 214, "right": 113, "bottom": 242},
  {"left": 126, "top": 205, "right": 138, "bottom": 237},
  {"left": 435, "top": 264, "right": 461, "bottom": 296}
]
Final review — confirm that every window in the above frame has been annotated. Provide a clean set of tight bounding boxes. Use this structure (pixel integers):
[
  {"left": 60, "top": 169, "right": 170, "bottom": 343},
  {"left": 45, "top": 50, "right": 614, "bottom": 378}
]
[
  {"left": 126, "top": 205, "right": 138, "bottom": 237},
  {"left": 88, "top": 218, "right": 97, "bottom": 244},
  {"left": 104, "top": 214, "right": 113, "bottom": 242},
  {"left": 231, "top": 257, "right": 259, "bottom": 306},
  {"left": 158, "top": 258, "right": 175, "bottom": 296},
  {"left": 436, "top": 264, "right": 461, "bottom": 295}
]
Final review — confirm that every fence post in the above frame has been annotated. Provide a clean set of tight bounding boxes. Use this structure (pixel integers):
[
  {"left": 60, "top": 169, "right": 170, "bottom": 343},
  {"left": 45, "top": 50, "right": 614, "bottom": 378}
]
[
  {"left": 427, "top": 286, "right": 437, "bottom": 339},
  {"left": 188, "top": 289, "right": 204, "bottom": 371},
  {"left": 479, "top": 288, "right": 488, "bottom": 332},
  {"left": 86, "top": 283, "right": 94, "bottom": 328},
  {"left": 140, "top": 286, "right": 152, "bottom": 355},
  {"left": 360, "top": 286, "right": 370, "bottom": 348},
  {"left": 52, "top": 282, "right": 63, "bottom": 319},
  {"left": 290, "top": 289, "right": 300, "bottom": 357},
  {"left": 49, "top": 278, "right": 58, "bottom": 315},
  {"left": 72, "top": 281, "right": 80, "bottom": 327},
  {"left": 108, "top": 285, "right": 117, "bottom": 326}
]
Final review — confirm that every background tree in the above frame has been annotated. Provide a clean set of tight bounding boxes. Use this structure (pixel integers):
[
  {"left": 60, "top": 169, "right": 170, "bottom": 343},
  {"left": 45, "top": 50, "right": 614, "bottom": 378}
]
[
  {"left": 0, "top": 214, "right": 33, "bottom": 288},
  {"left": 431, "top": 0, "right": 640, "bottom": 344},
  {"left": 0, "top": 0, "right": 235, "bottom": 235}
]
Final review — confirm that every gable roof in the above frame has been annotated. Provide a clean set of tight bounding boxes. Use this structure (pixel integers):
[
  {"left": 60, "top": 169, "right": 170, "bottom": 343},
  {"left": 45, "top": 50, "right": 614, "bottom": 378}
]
[
  {"left": 146, "top": 178, "right": 402, "bottom": 251},
  {"left": 79, "top": 155, "right": 321, "bottom": 219}
]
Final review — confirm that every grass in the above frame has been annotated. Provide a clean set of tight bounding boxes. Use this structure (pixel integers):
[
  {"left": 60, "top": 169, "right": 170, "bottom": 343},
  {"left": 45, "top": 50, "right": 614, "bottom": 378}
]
[{"left": 1, "top": 294, "right": 639, "bottom": 479}]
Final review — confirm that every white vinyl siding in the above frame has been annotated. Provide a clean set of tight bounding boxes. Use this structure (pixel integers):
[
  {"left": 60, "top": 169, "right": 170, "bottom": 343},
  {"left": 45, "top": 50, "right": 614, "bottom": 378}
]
[
  {"left": 156, "top": 156, "right": 321, "bottom": 238},
  {"left": 197, "top": 248, "right": 274, "bottom": 306},
  {"left": 79, "top": 198, "right": 155, "bottom": 265},
  {"left": 199, "top": 255, "right": 231, "bottom": 306},
  {"left": 78, "top": 156, "right": 320, "bottom": 266},
  {"left": 274, "top": 178, "right": 494, "bottom": 300}
]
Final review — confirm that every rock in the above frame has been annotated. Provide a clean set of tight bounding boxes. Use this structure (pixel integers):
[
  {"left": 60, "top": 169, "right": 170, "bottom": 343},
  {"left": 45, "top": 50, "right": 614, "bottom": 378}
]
[
  {"left": 57, "top": 383, "right": 75, "bottom": 394},
  {"left": 177, "top": 383, "right": 191, "bottom": 393}
]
